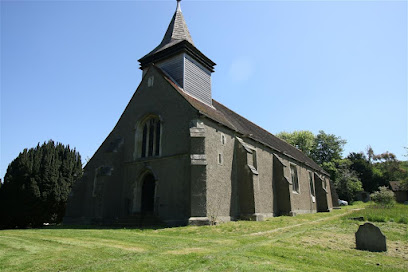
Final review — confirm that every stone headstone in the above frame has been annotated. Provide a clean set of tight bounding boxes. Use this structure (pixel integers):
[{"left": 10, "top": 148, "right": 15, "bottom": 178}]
[{"left": 355, "top": 222, "right": 387, "bottom": 252}]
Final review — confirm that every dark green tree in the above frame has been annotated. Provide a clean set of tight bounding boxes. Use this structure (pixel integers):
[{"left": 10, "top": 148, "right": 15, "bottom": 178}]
[
  {"left": 347, "top": 152, "right": 376, "bottom": 192},
  {"left": 322, "top": 159, "right": 362, "bottom": 202},
  {"left": 334, "top": 169, "right": 363, "bottom": 202},
  {"left": 310, "top": 130, "right": 347, "bottom": 165},
  {"left": 0, "top": 141, "right": 82, "bottom": 228},
  {"left": 372, "top": 151, "right": 405, "bottom": 185}
]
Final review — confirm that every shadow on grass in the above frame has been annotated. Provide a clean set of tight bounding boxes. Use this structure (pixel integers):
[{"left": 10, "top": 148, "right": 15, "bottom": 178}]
[
  {"left": 1, "top": 224, "right": 170, "bottom": 231},
  {"left": 44, "top": 224, "right": 170, "bottom": 230}
]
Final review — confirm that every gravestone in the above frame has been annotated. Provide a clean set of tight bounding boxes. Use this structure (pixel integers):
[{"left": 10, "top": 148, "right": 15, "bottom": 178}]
[{"left": 355, "top": 222, "right": 387, "bottom": 252}]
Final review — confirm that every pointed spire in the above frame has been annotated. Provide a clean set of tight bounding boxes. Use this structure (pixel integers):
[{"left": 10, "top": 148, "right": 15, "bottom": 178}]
[
  {"left": 139, "top": 0, "right": 215, "bottom": 74},
  {"left": 160, "top": 0, "right": 194, "bottom": 46}
]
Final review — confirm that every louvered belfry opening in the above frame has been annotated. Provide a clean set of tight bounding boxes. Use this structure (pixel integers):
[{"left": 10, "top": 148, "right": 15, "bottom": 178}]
[{"left": 139, "top": 0, "right": 216, "bottom": 106}]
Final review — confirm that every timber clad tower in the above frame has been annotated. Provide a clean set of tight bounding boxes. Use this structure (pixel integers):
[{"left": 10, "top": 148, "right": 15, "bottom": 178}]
[
  {"left": 64, "top": 1, "right": 337, "bottom": 226},
  {"left": 139, "top": 0, "right": 215, "bottom": 106}
]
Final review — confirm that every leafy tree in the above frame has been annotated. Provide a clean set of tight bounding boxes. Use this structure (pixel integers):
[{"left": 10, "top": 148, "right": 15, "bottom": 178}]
[
  {"left": 310, "top": 131, "right": 346, "bottom": 165},
  {"left": 334, "top": 169, "right": 363, "bottom": 202},
  {"left": 321, "top": 158, "right": 363, "bottom": 202},
  {"left": 276, "top": 131, "right": 315, "bottom": 156},
  {"left": 346, "top": 148, "right": 407, "bottom": 193},
  {"left": 276, "top": 130, "right": 346, "bottom": 164},
  {"left": 370, "top": 151, "right": 406, "bottom": 188},
  {"left": 399, "top": 156, "right": 408, "bottom": 191},
  {"left": 400, "top": 179, "right": 408, "bottom": 191},
  {"left": 0, "top": 141, "right": 82, "bottom": 228},
  {"left": 347, "top": 152, "right": 376, "bottom": 192}
]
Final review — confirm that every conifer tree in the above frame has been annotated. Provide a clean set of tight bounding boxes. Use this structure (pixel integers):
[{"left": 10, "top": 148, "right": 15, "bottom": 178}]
[{"left": 0, "top": 141, "right": 82, "bottom": 228}]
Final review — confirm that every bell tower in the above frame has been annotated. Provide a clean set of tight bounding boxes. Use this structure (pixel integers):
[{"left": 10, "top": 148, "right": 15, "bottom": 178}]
[{"left": 138, "top": 0, "right": 216, "bottom": 106}]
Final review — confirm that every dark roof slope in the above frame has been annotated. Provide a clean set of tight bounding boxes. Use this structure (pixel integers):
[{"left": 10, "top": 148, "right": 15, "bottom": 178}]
[
  {"left": 154, "top": 65, "right": 328, "bottom": 176},
  {"left": 212, "top": 101, "right": 325, "bottom": 173}
]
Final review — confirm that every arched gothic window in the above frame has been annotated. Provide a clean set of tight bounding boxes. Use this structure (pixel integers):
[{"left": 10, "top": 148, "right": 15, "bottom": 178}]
[{"left": 139, "top": 116, "right": 161, "bottom": 158}]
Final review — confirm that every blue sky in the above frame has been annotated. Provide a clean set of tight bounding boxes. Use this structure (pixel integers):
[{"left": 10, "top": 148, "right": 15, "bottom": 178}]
[{"left": 1, "top": 0, "right": 407, "bottom": 180}]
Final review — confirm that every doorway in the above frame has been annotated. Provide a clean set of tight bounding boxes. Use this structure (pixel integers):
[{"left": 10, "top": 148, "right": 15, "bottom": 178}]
[{"left": 141, "top": 173, "right": 155, "bottom": 213}]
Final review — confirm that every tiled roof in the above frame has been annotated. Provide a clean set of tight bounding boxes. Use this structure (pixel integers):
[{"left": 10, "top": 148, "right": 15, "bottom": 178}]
[
  {"left": 212, "top": 101, "right": 326, "bottom": 174},
  {"left": 389, "top": 181, "right": 405, "bottom": 192},
  {"left": 154, "top": 65, "right": 328, "bottom": 176}
]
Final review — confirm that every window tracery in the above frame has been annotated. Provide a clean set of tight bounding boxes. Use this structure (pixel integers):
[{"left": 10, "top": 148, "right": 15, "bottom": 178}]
[{"left": 138, "top": 116, "right": 161, "bottom": 158}]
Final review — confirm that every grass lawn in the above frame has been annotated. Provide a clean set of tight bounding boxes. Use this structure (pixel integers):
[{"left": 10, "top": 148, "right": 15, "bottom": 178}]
[
  {"left": 0, "top": 203, "right": 407, "bottom": 272},
  {"left": 348, "top": 203, "right": 408, "bottom": 224}
]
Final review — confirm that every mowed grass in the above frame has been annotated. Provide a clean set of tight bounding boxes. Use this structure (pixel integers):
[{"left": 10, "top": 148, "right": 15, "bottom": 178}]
[{"left": 0, "top": 204, "right": 407, "bottom": 272}]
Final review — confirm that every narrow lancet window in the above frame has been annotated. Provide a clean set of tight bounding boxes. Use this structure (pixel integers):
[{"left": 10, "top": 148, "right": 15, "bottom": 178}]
[
  {"left": 291, "top": 164, "right": 299, "bottom": 193},
  {"left": 148, "top": 119, "right": 155, "bottom": 156},
  {"left": 139, "top": 116, "right": 161, "bottom": 158},
  {"left": 141, "top": 124, "right": 148, "bottom": 158},
  {"left": 155, "top": 121, "right": 161, "bottom": 156},
  {"left": 309, "top": 172, "right": 315, "bottom": 197}
]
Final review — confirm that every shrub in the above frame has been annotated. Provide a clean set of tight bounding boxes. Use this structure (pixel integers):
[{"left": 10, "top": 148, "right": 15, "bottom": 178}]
[
  {"left": 0, "top": 140, "right": 82, "bottom": 228},
  {"left": 370, "top": 186, "right": 395, "bottom": 207}
]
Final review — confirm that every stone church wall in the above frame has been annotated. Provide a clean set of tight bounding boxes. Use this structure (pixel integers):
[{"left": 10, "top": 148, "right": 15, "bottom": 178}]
[
  {"left": 199, "top": 117, "right": 327, "bottom": 223},
  {"left": 203, "top": 119, "right": 238, "bottom": 222},
  {"left": 251, "top": 146, "right": 274, "bottom": 217},
  {"left": 201, "top": 119, "right": 324, "bottom": 223},
  {"left": 65, "top": 67, "right": 199, "bottom": 225},
  {"left": 288, "top": 164, "right": 317, "bottom": 215},
  {"left": 325, "top": 176, "right": 334, "bottom": 209}
]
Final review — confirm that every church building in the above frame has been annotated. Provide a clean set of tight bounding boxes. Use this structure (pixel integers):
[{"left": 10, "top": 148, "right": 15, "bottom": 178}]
[{"left": 64, "top": 1, "right": 336, "bottom": 226}]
